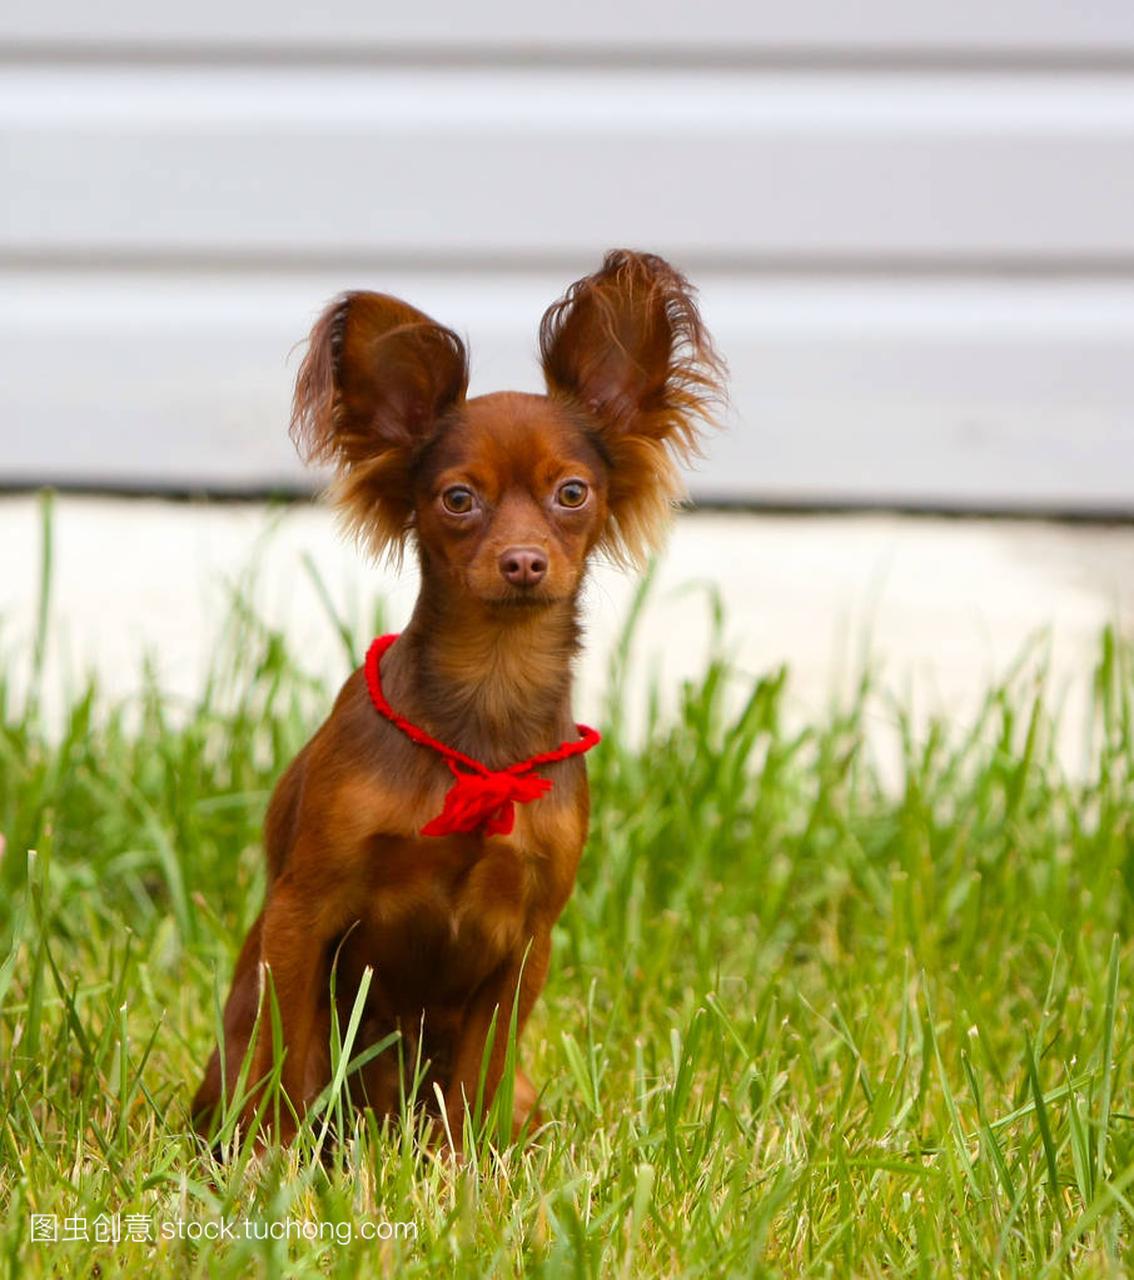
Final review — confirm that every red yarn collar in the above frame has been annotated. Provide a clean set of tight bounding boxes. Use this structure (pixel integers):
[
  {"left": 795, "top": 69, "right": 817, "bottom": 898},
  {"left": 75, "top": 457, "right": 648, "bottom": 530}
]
[{"left": 364, "top": 633, "right": 600, "bottom": 838}]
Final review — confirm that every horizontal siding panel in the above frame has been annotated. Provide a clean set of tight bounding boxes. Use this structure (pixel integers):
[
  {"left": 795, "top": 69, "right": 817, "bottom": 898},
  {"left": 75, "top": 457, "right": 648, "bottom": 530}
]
[
  {"left": 3, "top": 270, "right": 1133, "bottom": 511},
  {"left": 4, "top": 70, "right": 1134, "bottom": 264},
  {"left": 3, "top": 1, "right": 1134, "bottom": 57},
  {"left": 6, "top": 70, "right": 1134, "bottom": 267}
]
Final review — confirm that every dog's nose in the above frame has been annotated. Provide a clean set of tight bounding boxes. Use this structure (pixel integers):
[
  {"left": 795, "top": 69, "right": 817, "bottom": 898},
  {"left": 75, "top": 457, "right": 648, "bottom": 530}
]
[{"left": 499, "top": 547, "right": 547, "bottom": 588}]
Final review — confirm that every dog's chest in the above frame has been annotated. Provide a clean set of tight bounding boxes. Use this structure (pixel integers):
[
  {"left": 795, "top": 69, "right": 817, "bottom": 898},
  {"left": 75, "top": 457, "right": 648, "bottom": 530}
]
[
  {"left": 361, "top": 829, "right": 539, "bottom": 983},
  {"left": 341, "top": 775, "right": 584, "bottom": 1004}
]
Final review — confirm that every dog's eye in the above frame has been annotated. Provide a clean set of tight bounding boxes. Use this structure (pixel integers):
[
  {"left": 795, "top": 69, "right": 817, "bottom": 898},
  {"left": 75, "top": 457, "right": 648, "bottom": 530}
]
[
  {"left": 441, "top": 486, "right": 476, "bottom": 515},
  {"left": 556, "top": 481, "right": 589, "bottom": 509}
]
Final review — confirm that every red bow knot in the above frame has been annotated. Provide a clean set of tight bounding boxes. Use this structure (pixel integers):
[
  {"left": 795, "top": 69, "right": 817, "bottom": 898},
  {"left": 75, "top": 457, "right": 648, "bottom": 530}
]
[
  {"left": 421, "top": 767, "right": 552, "bottom": 837},
  {"left": 364, "top": 634, "right": 601, "bottom": 839}
]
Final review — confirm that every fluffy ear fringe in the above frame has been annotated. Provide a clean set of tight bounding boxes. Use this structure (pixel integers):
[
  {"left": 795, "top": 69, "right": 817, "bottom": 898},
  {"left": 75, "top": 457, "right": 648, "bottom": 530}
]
[
  {"left": 539, "top": 250, "right": 727, "bottom": 569},
  {"left": 289, "top": 292, "right": 468, "bottom": 564},
  {"left": 289, "top": 292, "right": 350, "bottom": 467}
]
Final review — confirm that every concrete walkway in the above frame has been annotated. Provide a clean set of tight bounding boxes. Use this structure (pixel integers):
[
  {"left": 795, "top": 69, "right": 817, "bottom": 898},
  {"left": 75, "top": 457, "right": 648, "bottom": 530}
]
[{"left": 2, "top": 496, "right": 1132, "bottom": 769}]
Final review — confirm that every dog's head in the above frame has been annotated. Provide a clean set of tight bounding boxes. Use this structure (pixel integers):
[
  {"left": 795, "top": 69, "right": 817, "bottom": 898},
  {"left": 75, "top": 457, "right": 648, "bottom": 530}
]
[{"left": 290, "top": 250, "right": 725, "bottom": 608}]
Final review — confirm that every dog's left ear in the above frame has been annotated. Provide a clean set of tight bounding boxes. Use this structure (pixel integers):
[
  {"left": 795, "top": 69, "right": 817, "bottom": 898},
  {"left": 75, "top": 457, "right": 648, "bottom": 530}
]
[
  {"left": 290, "top": 291, "right": 468, "bottom": 560},
  {"left": 539, "top": 249, "right": 725, "bottom": 565}
]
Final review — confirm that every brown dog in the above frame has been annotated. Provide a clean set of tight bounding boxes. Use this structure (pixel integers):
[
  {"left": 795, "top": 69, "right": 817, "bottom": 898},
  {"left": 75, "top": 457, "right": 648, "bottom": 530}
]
[{"left": 191, "top": 249, "right": 724, "bottom": 1149}]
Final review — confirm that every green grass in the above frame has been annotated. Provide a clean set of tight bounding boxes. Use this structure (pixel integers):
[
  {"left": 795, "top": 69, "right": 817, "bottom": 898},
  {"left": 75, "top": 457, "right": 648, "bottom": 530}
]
[{"left": 2, "top": 495, "right": 1134, "bottom": 1276}]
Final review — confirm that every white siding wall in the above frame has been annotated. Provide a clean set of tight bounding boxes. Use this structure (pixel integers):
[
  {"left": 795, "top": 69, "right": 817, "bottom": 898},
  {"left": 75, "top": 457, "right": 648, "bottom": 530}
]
[{"left": 3, "top": 3, "right": 1134, "bottom": 510}]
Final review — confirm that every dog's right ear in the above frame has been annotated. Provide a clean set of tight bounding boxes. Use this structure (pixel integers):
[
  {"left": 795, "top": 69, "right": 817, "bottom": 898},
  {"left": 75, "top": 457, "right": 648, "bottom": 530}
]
[
  {"left": 539, "top": 251, "right": 725, "bottom": 568},
  {"left": 291, "top": 292, "right": 469, "bottom": 559}
]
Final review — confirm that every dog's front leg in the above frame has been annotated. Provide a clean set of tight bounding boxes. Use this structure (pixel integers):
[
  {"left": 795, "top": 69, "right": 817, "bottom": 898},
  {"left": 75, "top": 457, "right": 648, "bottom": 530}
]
[
  {"left": 244, "top": 874, "right": 336, "bottom": 1144},
  {"left": 443, "top": 927, "right": 551, "bottom": 1148},
  {"left": 191, "top": 910, "right": 265, "bottom": 1136}
]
